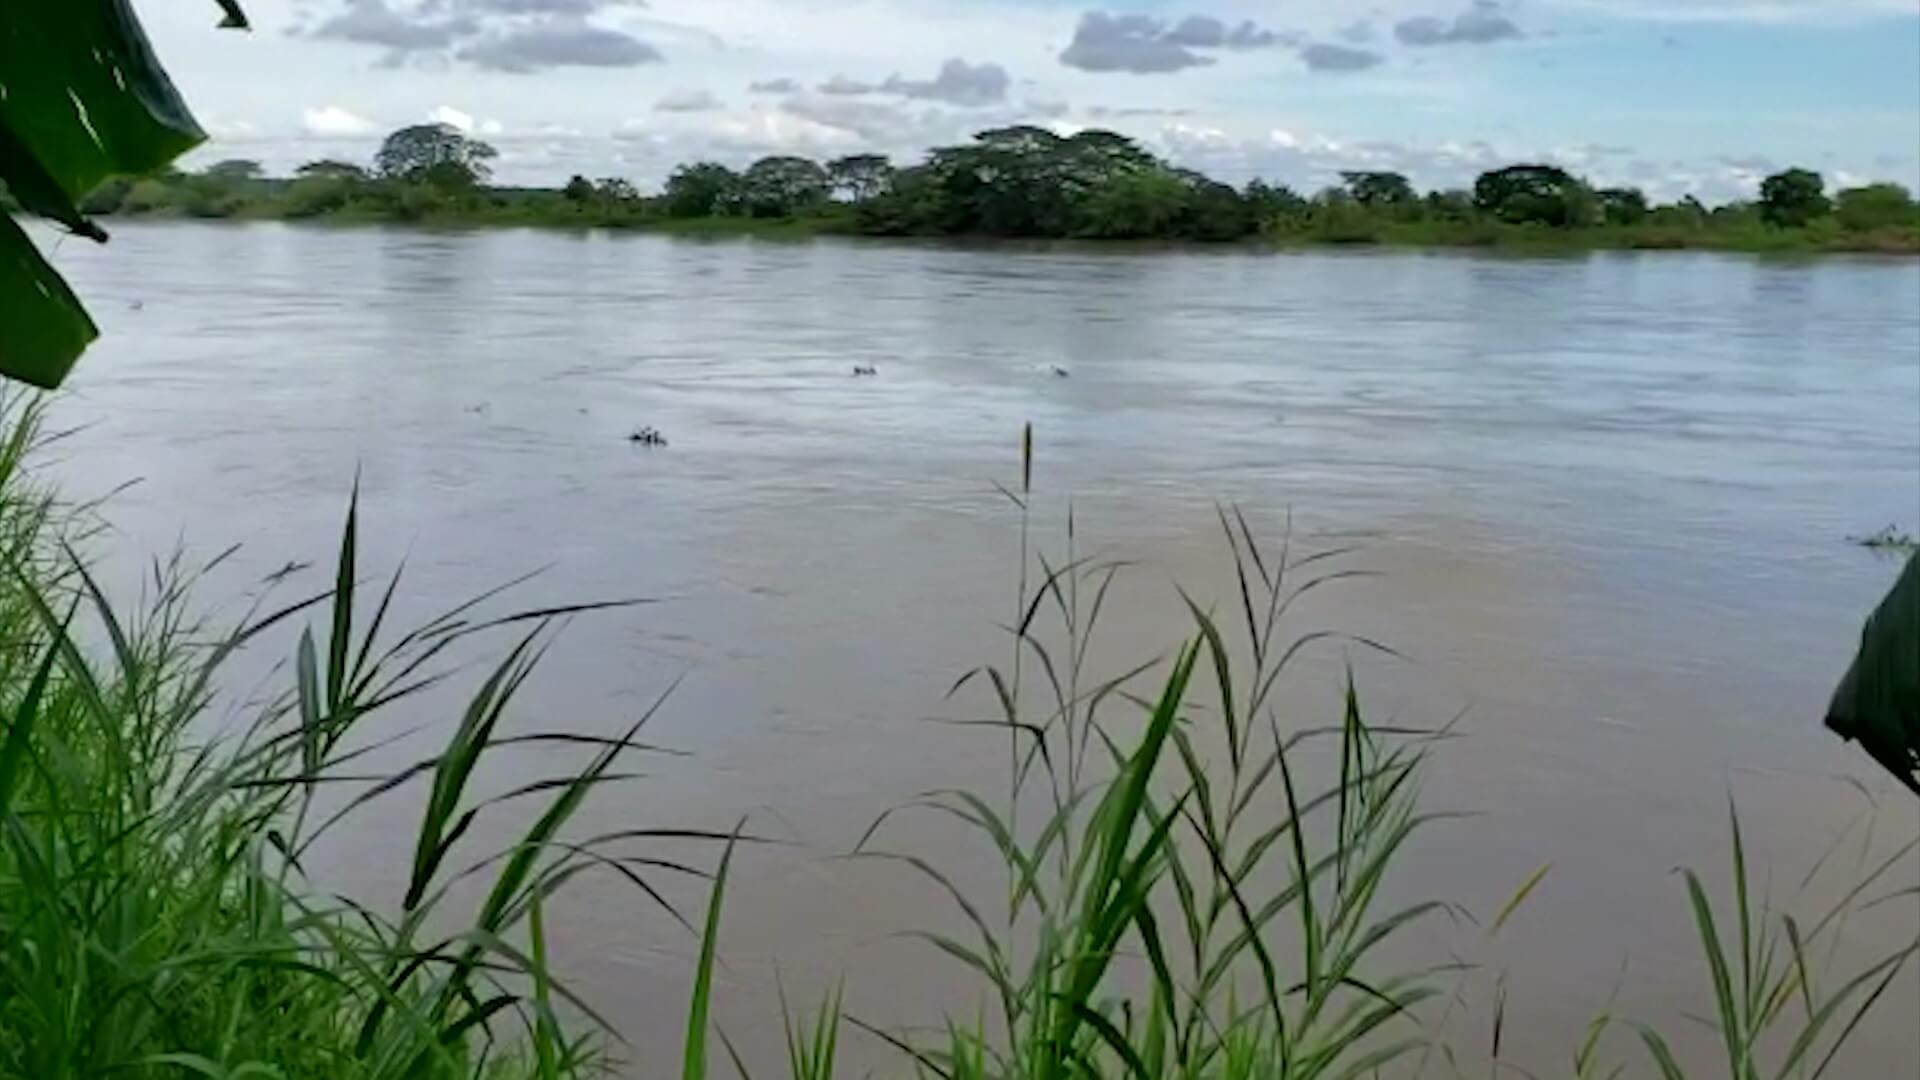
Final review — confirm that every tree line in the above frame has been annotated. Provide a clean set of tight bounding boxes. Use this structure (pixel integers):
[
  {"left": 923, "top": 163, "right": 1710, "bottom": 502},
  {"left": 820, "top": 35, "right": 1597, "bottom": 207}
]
[{"left": 61, "top": 121, "right": 1920, "bottom": 250}]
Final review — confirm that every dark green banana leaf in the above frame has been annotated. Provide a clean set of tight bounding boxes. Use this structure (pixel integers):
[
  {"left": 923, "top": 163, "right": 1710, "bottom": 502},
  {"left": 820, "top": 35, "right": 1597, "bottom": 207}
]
[
  {"left": 0, "top": 2, "right": 244, "bottom": 388},
  {"left": 1826, "top": 552, "right": 1920, "bottom": 795}
]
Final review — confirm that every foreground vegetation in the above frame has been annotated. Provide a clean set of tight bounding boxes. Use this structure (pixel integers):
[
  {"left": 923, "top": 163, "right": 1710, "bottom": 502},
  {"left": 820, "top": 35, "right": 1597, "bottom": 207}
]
[
  {"left": 0, "top": 398, "right": 1912, "bottom": 1078},
  {"left": 66, "top": 123, "right": 1920, "bottom": 255}
]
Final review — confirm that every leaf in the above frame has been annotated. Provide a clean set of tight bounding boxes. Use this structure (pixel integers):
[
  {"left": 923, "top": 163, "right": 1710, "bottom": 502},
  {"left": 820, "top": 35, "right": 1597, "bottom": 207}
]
[
  {"left": 0, "top": 1, "right": 204, "bottom": 221},
  {"left": 1491, "top": 864, "right": 1553, "bottom": 937},
  {"left": 1, "top": 0, "right": 219, "bottom": 385},
  {"left": 1824, "top": 552, "right": 1919, "bottom": 794},
  {"left": 0, "top": 213, "right": 96, "bottom": 387},
  {"left": 685, "top": 823, "right": 743, "bottom": 1080}
]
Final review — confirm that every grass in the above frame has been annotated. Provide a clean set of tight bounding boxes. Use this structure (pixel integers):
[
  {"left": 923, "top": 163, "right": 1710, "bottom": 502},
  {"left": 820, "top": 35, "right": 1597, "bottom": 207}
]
[
  {"left": 684, "top": 429, "right": 1919, "bottom": 1079},
  {"left": 0, "top": 396, "right": 1911, "bottom": 1078},
  {"left": 0, "top": 392, "right": 729, "bottom": 1078}
]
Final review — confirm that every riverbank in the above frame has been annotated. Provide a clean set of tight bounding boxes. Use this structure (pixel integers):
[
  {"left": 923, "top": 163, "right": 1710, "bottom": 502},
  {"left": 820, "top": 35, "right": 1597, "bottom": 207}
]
[{"left": 95, "top": 202, "right": 1920, "bottom": 253}]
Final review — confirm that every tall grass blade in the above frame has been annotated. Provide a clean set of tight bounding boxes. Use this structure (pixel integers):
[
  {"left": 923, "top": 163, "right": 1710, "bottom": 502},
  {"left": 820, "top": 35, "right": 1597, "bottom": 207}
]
[{"left": 685, "top": 823, "right": 743, "bottom": 1080}]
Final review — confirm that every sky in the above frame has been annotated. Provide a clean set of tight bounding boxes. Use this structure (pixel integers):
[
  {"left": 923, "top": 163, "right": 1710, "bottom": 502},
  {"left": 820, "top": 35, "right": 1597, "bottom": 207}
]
[{"left": 147, "top": 0, "right": 1920, "bottom": 201}]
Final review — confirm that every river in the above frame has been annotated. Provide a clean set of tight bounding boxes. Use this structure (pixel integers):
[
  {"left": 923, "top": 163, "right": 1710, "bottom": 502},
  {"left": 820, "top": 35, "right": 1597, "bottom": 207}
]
[{"left": 44, "top": 222, "right": 1920, "bottom": 1074}]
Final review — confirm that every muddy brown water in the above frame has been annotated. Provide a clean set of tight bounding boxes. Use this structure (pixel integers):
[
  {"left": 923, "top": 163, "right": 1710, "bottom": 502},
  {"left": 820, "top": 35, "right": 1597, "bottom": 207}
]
[{"left": 45, "top": 223, "right": 1920, "bottom": 1075}]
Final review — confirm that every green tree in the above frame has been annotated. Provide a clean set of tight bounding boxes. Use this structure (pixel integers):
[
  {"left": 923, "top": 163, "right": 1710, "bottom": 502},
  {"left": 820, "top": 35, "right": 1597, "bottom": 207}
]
[
  {"left": 1595, "top": 186, "right": 1649, "bottom": 226},
  {"left": 1473, "top": 164, "right": 1596, "bottom": 227},
  {"left": 1757, "top": 167, "right": 1828, "bottom": 227},
  {"left": 284, "top": 175, "right": 354, "bottom": 218},
  {"left": 1174, "top": 173, "right": 1253, "bottom": 241},
  {"left": 663, "top": 162, "right": 740, "bottom": 217},
  {"left": 1423, "top": 188, "right": 1477, "bottom": 223},
  {"left": 202, "top": 158, "right": 263, "bottom": 182},
  {"left": 739, "top": 156, "right": 829, "bottom": 217},
  {"left": 374, "top": 123, "right": 498, "bottom": 189},
  {"left": 930, "top": 126, "right": 1069, "bottom": 235},
  {"left": 596, "top": 177, "right": 638, "bottom": 202},
  {"left": 1058, "top": 129, "right": 1158, "bottom": 190},
  {"left": 1340, "top": 171, "right": 1414, "bottom": 207},
  {"left": 826, "top": 154, "right": 894, "bottom": 202},
  {"left": 1833, "top": 182, "right": 1915, "bottom": 231},
  {"left": 855, "top": 164, "right": 958, "bottom": 234},
  {"left": 296, "top": 159, "right": 369, "bottom": 182},
  {"left": 561, "top": 174, "right": 595, "bottom": 203},
  {"left": 1243, "top": 179, "right": 1308, "bottom": 225},
  {"left": 1077, "top": 169, "right": 1188, "bottom": 238}
]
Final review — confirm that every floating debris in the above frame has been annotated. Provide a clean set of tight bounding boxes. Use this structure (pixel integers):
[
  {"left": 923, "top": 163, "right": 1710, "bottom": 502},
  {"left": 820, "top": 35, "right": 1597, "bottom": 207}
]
[
  {"left": 629, "top": 426, "right": 668, "bottom": 447},
  {"left": 851, "top": 364, "right": 878, "bottom": 376},
  {"left": 1851, "top": 525, "right": 1917, "bottom": 553}
]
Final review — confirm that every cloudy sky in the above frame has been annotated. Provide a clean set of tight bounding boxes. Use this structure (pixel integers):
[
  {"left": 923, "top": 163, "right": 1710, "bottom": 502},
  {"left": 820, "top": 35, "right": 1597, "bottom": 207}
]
[{"left": 151, "top": 0, "right": 1920, "bottom": 200}]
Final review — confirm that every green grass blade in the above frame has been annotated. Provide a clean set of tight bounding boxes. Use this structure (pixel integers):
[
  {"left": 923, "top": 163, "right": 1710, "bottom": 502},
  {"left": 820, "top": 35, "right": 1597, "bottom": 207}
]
[
  {"left": 1680, "top": 869, "right": 1744, "bottom": 1077},
  {"left": 685, "top": 823, "right": 743, "bottom": 1080}
]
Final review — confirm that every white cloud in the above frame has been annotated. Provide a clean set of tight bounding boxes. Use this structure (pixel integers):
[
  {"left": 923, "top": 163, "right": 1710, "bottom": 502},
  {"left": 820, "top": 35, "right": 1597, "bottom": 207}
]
[
  {"left": 114, "top": 0, "right": 1909, "bottom": 198},
  {"left": 429, "top": 105, "right": 477, "bottom": 131},
  {"left": 424, "top": 105, "right": 505, "bottom": 136},
  {"left": 302, "top": 105, "right": 378, "bottom": 136}
]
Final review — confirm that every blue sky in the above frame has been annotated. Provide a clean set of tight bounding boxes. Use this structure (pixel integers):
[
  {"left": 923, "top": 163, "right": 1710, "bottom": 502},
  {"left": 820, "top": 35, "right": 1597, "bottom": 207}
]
[{"left": 147, "top": 0, "right": 1920, "bottom": 200}]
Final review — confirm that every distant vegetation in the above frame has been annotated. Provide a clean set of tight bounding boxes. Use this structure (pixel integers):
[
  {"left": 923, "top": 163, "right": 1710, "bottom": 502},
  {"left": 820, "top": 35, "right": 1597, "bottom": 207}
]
[{"left": 52, "top": 122, "right": 1920, "bottom": 254}]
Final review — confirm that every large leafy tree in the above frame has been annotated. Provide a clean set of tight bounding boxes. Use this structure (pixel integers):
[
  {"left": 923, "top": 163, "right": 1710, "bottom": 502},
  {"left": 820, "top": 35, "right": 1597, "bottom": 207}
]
[
  {"left": 297, "top": 159, "right": 370, "bottom": 182},
  {"left": 738, "top": 156, "right": 830, "bottom": 217},
  {"left": 375, "top": 123, "right": 498, "bottom": 189},
  {"left": 203, "top": 158, "right": 264, "bottom": 182},
  {"left": 1244, "top": 179, "right": 1309, "bottom": 225},
  {"left": 1473, "top": 164, "right": 1597, "bottom": 227},
  {"left": 1757, "top": 167, "right": 1828, "bottom": 228},
  {"left": 826, "top": 154, "right": 894, "bottom": 203},
  {"left": 1, "top": 1, "right": 247, "bottom": 388},
  {"left": 1595, "top": 186, "right": 1649, "bottom": 226},
  {"left": 663, "top": 162, "right": 741, "bottom": 217},
  {"left": 1833, "top": 182, "right": 1915, "bottom": 232},
  {"left": 1077, "top": 170, "right": 1189, "bottom": 239},
  {"left": 1340, "top": 171, "right": 1415, "bottom": 207}
]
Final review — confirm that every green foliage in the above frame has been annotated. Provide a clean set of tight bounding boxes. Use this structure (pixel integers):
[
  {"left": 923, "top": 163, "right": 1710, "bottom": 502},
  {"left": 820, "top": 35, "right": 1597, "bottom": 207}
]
[
  {"left": 1596, "top": 186, "right": 1649, "bottom": 225},
  {"left": 284, "top": 173, "right": 356, "bottom": 218},
  {"left": 1341, "top": 170, "right": 1416, "bottom": 207},
  {"left": 1632, "top": 801, "right": 1918, "bottom": 1078},
  {"left": 0, "top": 0, "right": 244, "bottom": 387},
  {"left": 1076, "top": 169, "right": 1190, "bottom": 238},
  {"left": 1311, "top": 194, "right": 1382, "bottom": 244},
  {"left": 830, "top": 497, "right": 1453, "bottom": 1080},
  {"left": 0, "top": 396, "right": 706, "bottom": 1079},
  {"left": 664, "top": 161, "right": 742, "bottom": 218},
  {"left": 375, "top": 123, "right": 498, "bottom": 189},
  {"left": 1244, "top": 178, "right": 1309, "bottom": 224},
  {"left": 740, "top": 155, "right": 830, "bottom": 218},
  {"left": 1833, "top": 182, "right": 1917, "bottom": 231},
  {"left": 297, "top": 158, "right": 371, "bottom": 182},
  {"left": 1759, "top": 167, "right": 1830, "bottom": 227},
  {"left": 1474, "top": 164, "right": 1597, "bottom": 227},
  {"left": 1424, "top": 188, "right": 1478, "bottom": 223},
  {"left": 826, "top": 153, "right": 893, "bottom": 202},
  {"left": 203, "top": 157, "right": 264, "bottom": 182},
  {"left": 1825, "top": 554, "right": 1919, "bottom": 793},
  {"left": 34, "top": 116, "right": 1919, "bottom": 256}
]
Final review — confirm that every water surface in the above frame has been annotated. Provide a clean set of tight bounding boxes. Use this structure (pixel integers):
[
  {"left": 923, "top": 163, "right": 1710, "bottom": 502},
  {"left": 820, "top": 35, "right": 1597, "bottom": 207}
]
[{"left": 46, "top": 223, "right": 1920, "bottom": 1074}]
